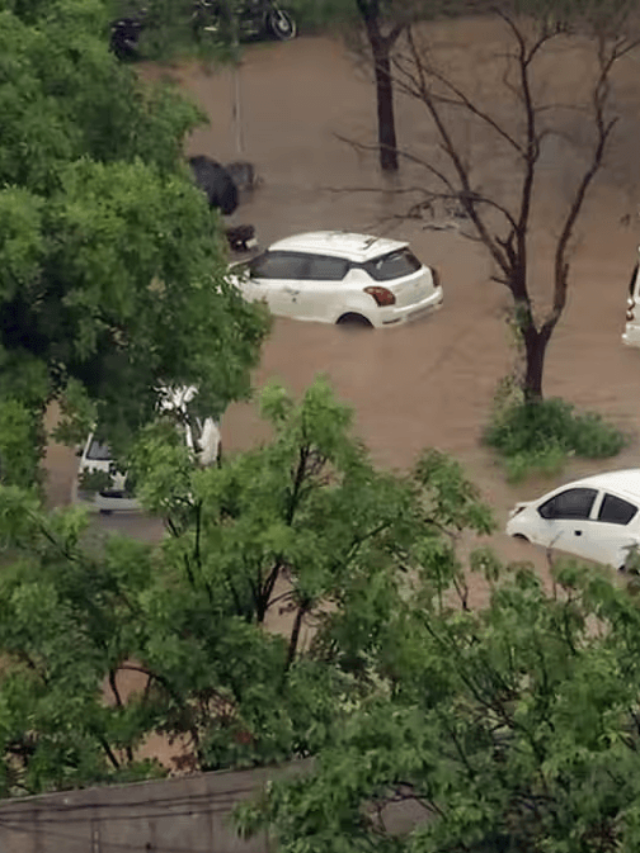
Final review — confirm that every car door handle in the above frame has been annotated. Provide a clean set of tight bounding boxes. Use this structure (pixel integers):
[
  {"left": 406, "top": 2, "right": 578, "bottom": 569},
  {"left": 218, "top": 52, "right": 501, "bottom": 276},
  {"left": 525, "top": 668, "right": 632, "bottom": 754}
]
[{"left": 574, "top": 530, "right": 583, "bottom": 536}]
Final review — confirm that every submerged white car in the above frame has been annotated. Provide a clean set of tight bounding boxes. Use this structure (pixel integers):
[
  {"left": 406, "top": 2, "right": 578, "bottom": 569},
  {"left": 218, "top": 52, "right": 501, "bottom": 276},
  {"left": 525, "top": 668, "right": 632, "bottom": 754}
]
[
  {"left": 230, "top": 231, "right": 443, "bottom": 328},
  {"left": 72, "top": 386, "right": 221, "bottom": 514},
  {"left": 506, "top": 469, "right": 640, "bottom": 571},
  {"left": 624, "top": 249, "right": 640, "bottom": 347}
]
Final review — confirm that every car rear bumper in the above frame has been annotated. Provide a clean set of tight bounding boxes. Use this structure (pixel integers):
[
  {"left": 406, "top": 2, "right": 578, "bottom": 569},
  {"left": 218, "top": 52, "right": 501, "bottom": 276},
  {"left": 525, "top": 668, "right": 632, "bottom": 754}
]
[
  {"left": 622, "top": 325, "right": 640, "bottom": 347},
  {"left": 375, "top": 287, "right": 444, "bottom": 328},
  {"left": 71, "top": 482, "right": 141, "bottom": 514}
]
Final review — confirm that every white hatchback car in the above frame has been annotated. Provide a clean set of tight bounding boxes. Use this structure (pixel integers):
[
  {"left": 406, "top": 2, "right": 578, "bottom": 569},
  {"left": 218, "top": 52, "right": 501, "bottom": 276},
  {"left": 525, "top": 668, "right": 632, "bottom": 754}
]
[
  {"left": 623, "top": 248, "right": 640, "bottom": 347},
  {"left": 506, "top": 470, "right": 640, "bottom": 571},
  {"left": 72, "top": 386, "right": 221, "bottom": 514},
  {"left": 230, "top": 231, "right": 443, "bottom": 327}
]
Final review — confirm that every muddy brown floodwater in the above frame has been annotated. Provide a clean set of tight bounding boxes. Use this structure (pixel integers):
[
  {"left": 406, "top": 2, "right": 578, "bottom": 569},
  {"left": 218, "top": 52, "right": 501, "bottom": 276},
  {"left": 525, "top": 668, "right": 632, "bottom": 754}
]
[
  {"left": 41, "top": 22, "right": 640, "bottom": 768},
  {"left": 144, "top": 26, "right": 640, "bottom": 593}
]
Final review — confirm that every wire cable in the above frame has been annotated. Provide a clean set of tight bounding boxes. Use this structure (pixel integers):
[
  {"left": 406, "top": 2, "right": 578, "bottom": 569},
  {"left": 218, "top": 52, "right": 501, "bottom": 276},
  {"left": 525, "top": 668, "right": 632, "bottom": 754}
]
[
  {"left": 0, "top": 799, "right": 252, "bottom": 825},
  {"left": 0, "top": 782, "right": 264, "bottom": 819},
  {"left": 0, "top": 815, "right": 265, "bottom": 853}
]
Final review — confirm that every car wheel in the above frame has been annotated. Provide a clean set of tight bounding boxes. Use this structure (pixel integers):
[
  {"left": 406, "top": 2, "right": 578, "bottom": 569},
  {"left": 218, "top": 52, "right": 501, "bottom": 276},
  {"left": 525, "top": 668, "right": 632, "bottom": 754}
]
[
  {"left": 267, "top": 9, "right": 296, "bottom": 40},
  {"left": 336, "top": 313, "right": 373, "bottom": 329},
  {"left": 512, "top": 533, "right": 530, "bottom": 542},
  {"left": 99, "top": 509, "right": 113, "bottom": 516}
]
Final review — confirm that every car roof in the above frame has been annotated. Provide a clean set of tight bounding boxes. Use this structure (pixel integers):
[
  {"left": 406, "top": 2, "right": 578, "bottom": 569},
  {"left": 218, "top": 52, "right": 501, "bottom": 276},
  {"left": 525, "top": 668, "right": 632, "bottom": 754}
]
[
  {"left": 568, "top": 469, "right": 640, "bottom": 503},
  {"left": 267, "top": 231, "right": 410, "bottom": 263}
]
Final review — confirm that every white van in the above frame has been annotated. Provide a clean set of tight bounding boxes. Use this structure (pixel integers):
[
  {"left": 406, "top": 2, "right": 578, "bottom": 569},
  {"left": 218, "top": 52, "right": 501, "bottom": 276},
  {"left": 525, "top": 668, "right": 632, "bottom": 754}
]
[
  {"left": 71, "top": 386, "right": 221, "bottom": 514},
  {"left": 623, "top": 252, "right": 640, "bottom": 347}
]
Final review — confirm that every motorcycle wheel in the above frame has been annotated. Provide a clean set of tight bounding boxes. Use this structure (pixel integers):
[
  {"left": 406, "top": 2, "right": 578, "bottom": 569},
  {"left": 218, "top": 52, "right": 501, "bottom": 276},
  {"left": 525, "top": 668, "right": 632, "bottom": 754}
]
[{"left": 266, "top": 8, "right": 296, "bottom": 40}]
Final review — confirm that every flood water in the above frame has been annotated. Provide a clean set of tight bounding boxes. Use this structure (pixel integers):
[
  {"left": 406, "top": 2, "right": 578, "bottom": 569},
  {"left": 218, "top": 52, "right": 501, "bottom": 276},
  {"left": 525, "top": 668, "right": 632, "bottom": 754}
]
[
  {"left": 46, "top": 25, "right": 640, "bottom": 589},
  {"left": 38, "top": 19, "right": 640, "bottom": 769}
]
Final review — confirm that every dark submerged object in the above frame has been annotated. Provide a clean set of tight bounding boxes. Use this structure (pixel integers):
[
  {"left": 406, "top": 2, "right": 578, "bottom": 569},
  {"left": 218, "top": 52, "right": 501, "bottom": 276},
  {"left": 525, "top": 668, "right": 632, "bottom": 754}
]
[
  {"left": 225, "top": 224, "right": 257, "bottom": 253},
  {"left": 188, "top": 156, "right": 239, "bottom": 215},
  {"left": 224, "top": 161, "right": 258, "bottom": 193}
]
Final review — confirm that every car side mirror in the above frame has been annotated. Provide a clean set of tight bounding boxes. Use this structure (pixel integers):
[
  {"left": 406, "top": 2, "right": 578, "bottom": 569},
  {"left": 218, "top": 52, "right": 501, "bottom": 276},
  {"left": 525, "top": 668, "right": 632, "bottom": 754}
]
[{"left": 75, "top": 447, "right": 83, "bottom": 457}]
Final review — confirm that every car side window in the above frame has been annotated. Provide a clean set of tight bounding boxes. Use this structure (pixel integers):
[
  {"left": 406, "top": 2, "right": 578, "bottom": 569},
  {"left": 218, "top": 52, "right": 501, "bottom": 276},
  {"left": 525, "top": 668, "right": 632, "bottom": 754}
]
[
  {"left": 538, "top": 487, "right": 598, "bottom": 520},
  {"left": 305, "top": 255, "right": 349, "bottom": 281},
  {"left": 249, "top": 251, "right": 309, "bottom": 280},
  {"left": 628, "top": 262, "right": 639, "bottom": 298},
  {"left": 87, "top": 440, "right": 112, "bottom": 461},
  {"left": 597, "top": 492, "right": 638, "bottom": 525}
]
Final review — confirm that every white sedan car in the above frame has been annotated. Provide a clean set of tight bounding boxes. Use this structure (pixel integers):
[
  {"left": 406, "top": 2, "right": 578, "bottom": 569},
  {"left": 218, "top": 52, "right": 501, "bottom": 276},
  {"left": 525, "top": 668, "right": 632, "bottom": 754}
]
[
  {"left": 230, "top": 231, "right": 443, "bottom": 328},
  {"left": 506, "top": 469, "right": 640, "bottom": 571},
  {"left": 72, "top": 386, "right": 221, "bottom": 514}
]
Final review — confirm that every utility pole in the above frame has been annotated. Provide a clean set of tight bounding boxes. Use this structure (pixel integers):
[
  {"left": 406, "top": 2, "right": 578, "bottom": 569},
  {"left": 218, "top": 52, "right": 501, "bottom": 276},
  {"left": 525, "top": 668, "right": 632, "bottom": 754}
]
[{"left": 231, "top": 10, "right": 244, "bottom": 156}]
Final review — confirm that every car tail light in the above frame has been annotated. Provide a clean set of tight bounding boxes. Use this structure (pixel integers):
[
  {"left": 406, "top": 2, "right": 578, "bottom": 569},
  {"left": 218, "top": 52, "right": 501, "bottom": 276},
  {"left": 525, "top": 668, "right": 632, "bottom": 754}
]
[{"left": 364, "top": 286, "right": 396, "bottom": 307}]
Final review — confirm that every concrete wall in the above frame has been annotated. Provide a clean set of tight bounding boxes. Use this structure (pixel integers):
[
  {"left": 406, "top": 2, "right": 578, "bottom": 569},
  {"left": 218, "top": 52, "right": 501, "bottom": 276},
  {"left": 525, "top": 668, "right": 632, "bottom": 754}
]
[
  {"left": 0, "top": 763, "right": 309, "bottom": 853},
  {"left": 0, "top": 760, "right": 426, "bottom": 853}
]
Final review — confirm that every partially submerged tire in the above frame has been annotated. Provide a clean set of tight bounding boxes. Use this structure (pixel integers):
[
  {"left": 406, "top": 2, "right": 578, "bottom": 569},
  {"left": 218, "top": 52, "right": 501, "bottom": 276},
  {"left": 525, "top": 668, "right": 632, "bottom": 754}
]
[
  {"left": 512, "top": 533, "right": 530, "bottom": 542},
  {"left": 267, "top": 9, "right": 296, "bottom": 40},
  {"left": 336, "top": 313, "right": 373, "bottom": 329}
]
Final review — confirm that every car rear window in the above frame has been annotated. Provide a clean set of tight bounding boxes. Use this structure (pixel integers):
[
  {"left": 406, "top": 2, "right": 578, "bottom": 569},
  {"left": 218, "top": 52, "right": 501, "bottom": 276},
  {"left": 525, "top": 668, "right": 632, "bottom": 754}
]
[
  {"left": 364, "top": 248, "right": 422, "bottom": 282},
  {"left": 86, "top": 440, "right": 111, "bottom": 461},
  {"left": 598, "top": 492, "right": 638, "bottom": 525}
]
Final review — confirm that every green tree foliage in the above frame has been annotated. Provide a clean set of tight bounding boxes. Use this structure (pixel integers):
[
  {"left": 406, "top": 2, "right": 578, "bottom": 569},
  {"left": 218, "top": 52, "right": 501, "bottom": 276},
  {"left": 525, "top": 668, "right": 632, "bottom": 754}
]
[
  {"left": 0, "top": 0, "right": 268, "bottom": 486},
  {"left": 0, "top": 488, "right": 165, "bottom": 793},
  {"left": 237, "top": 554, "right": 640, "bottom": 853},
  {"left": 0, "top": 378, "right": 494, "bottom": 794}
]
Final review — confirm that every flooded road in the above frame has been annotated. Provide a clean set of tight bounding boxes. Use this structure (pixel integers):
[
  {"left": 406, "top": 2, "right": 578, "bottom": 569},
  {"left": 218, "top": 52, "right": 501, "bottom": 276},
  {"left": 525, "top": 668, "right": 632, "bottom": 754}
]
[
  {"left": 36, "top": 21, "right": 640, "bottom": 771},
  {"left": 45, "top": 26, "right": 640, "bottom": 592}
]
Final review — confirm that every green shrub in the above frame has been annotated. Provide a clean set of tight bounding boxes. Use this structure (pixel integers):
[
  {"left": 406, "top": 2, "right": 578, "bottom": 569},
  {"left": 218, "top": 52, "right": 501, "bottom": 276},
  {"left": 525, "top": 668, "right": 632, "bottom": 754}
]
[
  {"left": 503, "top": 443, "right": 568, "bottom": 485},
  {"left": 484, "top": 396, "right": 626, "bottom": 482},
  {"left": 568, "top": 410, "right": 626, "bottom": 458}
]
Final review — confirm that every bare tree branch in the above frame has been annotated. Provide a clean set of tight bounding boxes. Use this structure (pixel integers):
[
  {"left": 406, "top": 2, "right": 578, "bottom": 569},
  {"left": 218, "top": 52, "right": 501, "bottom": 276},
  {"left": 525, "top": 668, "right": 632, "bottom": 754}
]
[
  {"left": 338, "top": 6, "right": 640, "bottom": 400},
  {"left": 543, "top": 31, "right": 621, "bottom": 336},
  {"left": 332, "top": 130, "right": 458, "bottom": 193},
  {"left": 404, "top": 25, "right": 512, "bottom": 276}
]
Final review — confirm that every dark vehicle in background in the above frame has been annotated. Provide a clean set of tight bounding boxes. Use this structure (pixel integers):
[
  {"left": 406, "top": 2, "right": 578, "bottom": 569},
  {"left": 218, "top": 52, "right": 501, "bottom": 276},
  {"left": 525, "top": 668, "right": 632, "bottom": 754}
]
[
  {"left": 109, "top": 8, "right": 147, "bottom": 60},
  {"left": 110, "top": 0, "right": 296, "bottom": 60},
  {"left": 192, "top": 0, "right": 296, "bottom": 41}
]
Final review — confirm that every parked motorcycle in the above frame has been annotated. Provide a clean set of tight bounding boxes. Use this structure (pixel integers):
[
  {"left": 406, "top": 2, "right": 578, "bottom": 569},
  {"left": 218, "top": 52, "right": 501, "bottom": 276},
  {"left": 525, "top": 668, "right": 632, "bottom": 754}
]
[
  {"left": 109, "top": 9, "right": 147, "bottom": 60},
  {"left": 193, "top": 0, "right": 297, "bottom": 42},
  {"left": 110, "top": 0, "right": 296, "bottom": 60}
]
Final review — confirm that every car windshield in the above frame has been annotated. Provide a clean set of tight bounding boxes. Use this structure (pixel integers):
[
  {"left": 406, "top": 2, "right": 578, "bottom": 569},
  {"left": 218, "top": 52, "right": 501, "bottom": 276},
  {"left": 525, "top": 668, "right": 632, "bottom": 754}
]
[
  {"left": 364, "top": 248, "right": 422, "bottom": 282},
  {"left": 86, "top": 440, "right": 112, "bottom": 461},
  {"left": 231, "top": 260, "right": 252, "bottom": 276}
]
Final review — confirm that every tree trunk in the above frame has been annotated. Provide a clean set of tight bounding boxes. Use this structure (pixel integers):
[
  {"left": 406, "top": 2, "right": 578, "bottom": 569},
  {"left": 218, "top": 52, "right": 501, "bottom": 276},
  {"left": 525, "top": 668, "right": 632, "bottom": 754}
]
[
  {"left": 371, "top": 37, "right": 398, "bottom": 172},
  {"left": 522, "top": 325, "right": 552, "bottom": 403},
  {"left": 285, "top": 604, "right": 307, "bottom": 670}
]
